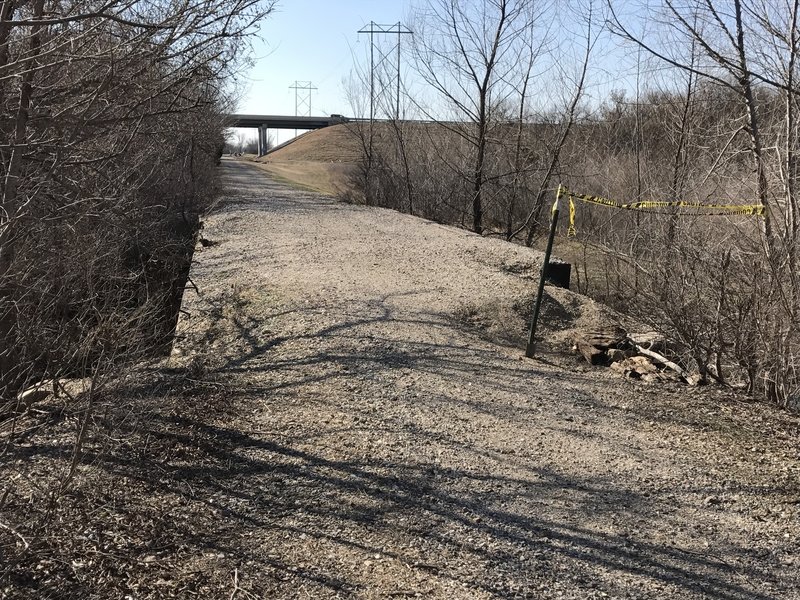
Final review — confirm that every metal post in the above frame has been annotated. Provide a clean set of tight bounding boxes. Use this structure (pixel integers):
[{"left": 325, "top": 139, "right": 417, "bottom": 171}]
[
  {"left": 525, "top": 188, "right": 562, "bottom": 358},
  {"left": 396, "top": 22, "right": 401, "bottom": 120}
]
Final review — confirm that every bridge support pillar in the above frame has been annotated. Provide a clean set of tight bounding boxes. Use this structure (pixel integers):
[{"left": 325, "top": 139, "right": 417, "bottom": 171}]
[{"left": 257, "top": 125, "right": 267, "bottom": 156}]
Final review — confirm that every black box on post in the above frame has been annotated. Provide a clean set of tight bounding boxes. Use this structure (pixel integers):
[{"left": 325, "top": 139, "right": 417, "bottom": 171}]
[{"left": 545, "top": 260, "right": 571, "bottom": 289}]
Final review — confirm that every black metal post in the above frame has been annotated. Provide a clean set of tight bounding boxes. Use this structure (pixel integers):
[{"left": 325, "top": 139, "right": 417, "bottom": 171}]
[{"left": 525, "top": 191, "right": 562, "bottom": 358}]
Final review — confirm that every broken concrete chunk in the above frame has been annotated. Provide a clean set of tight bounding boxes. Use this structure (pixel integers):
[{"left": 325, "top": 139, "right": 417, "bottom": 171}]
[
  {"left": 582, "top": 327, "right": 627, "bottom": 350},
  {"left": 609, "top": 355, "right": 659, "bottom": 379},
  {"left": 629, "top": 356, "right": 658, "bottom": 372},
  {"left": 609, "top": 360, "right": 628, "bottom": 374}
]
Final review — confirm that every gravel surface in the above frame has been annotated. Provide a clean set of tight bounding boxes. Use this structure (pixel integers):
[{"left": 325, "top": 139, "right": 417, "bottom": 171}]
[{"left": 170, "top": 159, "right": 800, "bottom": 599}]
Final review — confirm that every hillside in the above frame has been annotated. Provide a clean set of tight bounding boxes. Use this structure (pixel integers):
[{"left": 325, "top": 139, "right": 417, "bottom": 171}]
[
  {"left": 174, "top": 162, "right": 800, "bottom": 598},
  {"left": 4, "top": 160, "right": 798, "bottom": 599},
  {"left": 250, "top": 122, "right": 421, "bottom": 196},
  {"left": 264, "top": 123, "right": 365, "bottom": 162},
  {"left": 246, "top": 124, "right": 366, "bottom": 196}
]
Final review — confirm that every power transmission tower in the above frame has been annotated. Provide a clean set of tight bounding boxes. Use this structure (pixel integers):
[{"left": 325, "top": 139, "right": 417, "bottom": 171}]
[
  {"left": 357, "top": 22, "right": 412, "bottom": 122},
  {"left": 289, "top": 80, "right": 317, "bottom": 136}
]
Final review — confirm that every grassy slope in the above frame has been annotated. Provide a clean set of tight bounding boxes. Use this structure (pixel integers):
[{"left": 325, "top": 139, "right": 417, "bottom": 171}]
[{"left": 246, "top": 124, "right": 366, "bottom": 196}]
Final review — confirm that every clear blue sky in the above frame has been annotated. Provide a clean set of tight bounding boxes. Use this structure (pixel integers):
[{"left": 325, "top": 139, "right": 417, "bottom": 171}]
[
  {"left": 232, "top": 0, "right": 643, "bottom": 145},
  {"left": 238, "top": 0, "right": 415, "bottom": 117}
]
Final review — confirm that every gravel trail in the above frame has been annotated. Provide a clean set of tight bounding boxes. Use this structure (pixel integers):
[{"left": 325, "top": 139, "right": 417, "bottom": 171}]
[{"left": 173, "top": 159, "right": 800, "bottom": 599}]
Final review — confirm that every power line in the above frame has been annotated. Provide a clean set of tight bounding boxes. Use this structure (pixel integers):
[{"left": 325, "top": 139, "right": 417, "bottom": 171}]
[
  {"left": 357, "top": 22, "right": 412, "bottom": 122},
  {"left": 289, "top": 80, "right": 317, "bottom": 137},
  {"left": 289, "top": 80, "right": 317, "bottom": 117}
]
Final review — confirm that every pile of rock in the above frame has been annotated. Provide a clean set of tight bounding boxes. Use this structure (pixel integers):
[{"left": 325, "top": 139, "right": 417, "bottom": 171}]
[{"left": 574, "top": 329, "right": 695, "bottom": 384}]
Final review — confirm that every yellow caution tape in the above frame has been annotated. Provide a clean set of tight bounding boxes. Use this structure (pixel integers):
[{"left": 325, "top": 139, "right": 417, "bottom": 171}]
[
  {"left": 559, "top": 186, "right": 765, "bottom": 236},
  {"left": 568, "top": 197, "right": 576, "bottom": 237}
]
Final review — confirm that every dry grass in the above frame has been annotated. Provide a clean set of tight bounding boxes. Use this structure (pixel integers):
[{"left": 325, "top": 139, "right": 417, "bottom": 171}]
[
  {"left": 247, "top": 159, "right": 357, "bottom": 197},
  {"left": 240, "top": 124, "right": 368, "bottom": 195},
  {"left": 261, "top": 124, "right": 365, "bottom": 163}
]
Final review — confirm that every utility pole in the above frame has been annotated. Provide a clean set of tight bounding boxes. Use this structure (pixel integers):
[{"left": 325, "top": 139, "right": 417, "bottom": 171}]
[
  {"left": 289, "top": 80, "right": 316, "bottom": 137},
  {"left": 357, "top": 22, "right": 412, "bottom": 122},
  {"left": 357, "top": 22, "right": 412, "bottom": 187},
  {"left": 396, "top": 22, "right": 403, "bottom": 120}
]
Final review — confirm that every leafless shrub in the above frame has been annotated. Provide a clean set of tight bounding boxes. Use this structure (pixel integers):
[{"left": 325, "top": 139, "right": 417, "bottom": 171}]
[
  {"left": 345, "top": 0, "right": 800, "bottom": 409},
  {"left": 1, "top": 0, "right": 273, "bottom": 397},
  {"left": 0, "top": 0, "right": 274, "bottom": 592}
]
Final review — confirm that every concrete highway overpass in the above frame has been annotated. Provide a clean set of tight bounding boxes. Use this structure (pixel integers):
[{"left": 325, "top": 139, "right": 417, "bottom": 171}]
[{"left": 227, "top": 114, "right": 350, "bottom": 155}]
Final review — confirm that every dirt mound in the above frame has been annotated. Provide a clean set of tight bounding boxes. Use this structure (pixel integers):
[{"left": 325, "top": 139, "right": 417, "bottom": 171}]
[
  {"left": 454, "top": 280, "right": 631, "bottom": 354},
  {"left": 251, "top": 123, "right": 371, "bottom": 196},
  {"left": 262, "top": 123, "right": 364, "bottom": 163}
]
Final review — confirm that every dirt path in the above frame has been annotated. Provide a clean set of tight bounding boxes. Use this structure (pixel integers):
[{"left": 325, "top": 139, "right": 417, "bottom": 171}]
[{"left": 173, "top": 159, "right": 800, "bottom": 599}]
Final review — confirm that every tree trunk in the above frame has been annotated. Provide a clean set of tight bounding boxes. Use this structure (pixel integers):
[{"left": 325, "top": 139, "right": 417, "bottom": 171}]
[{"left": 1, "top": 0, "right": 46, "bottom": 397}]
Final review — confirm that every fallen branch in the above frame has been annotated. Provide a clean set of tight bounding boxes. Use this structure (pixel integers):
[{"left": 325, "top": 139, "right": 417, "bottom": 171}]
[
  {"left": 0, "top": 519, "right": 30, "bottom": 550},
  {"left": 229, "top": 568, "right": 258, "bottom": 600},
  {"left": 633, "top": 343, "right": 688, "bottom": 379}
]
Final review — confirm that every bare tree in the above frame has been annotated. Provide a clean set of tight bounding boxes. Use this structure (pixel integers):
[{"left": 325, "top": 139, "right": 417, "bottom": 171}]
[
  {"left": 515, "top": 0, "right": 596, "bottom": 247},
  {"left": 0, "top": 0, "right": 274, "bottom": 401},
  {"left": 410, "top": 0, "right": 539, "bottom": 233},
  {"left": 601, "top": 0, "right": 800, "bottom": 404}
]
